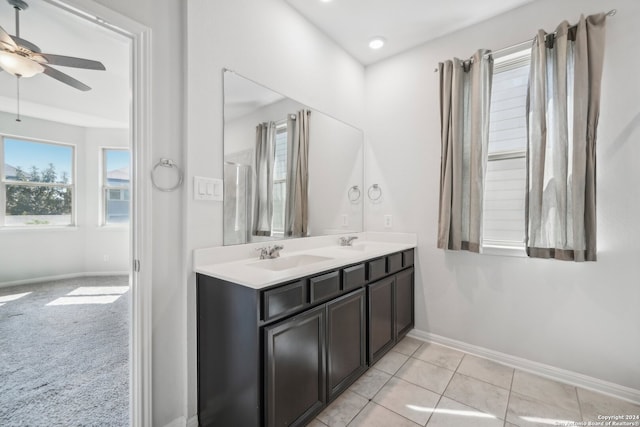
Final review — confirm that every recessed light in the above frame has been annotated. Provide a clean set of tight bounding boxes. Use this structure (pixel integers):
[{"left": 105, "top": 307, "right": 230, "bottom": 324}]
[
  {"left": 320, "top": 0, "right": 333, "bottom": 3},
  {"left": 369, "top": 37, "right": 385, "bottom": 50}
]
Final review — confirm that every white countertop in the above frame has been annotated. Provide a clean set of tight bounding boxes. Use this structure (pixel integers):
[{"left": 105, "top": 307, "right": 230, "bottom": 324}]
[{"left": 194, "top": 232, "right": 417, "bottom": 289}]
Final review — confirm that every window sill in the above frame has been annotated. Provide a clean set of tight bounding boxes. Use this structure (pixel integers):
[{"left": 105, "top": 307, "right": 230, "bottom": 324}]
[
  {"left": 481, "top": 244, "right": 526, "bottom": 258},
  {"left": 0, "top": 225, "right": 78, "bottom": 233},
  {"left": 98, "top": 224, "right": 130, "bottom": 231}
]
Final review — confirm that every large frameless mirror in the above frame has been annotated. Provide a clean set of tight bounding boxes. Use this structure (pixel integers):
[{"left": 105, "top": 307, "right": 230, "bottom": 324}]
[{"left": 223, "top": 70, "right": 363, "bottom": 246}]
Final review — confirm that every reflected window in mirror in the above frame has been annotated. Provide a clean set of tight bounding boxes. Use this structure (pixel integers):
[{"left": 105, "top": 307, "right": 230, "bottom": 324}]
[{"left": 271, "top": 121, "right": 288, "bottom": 236}]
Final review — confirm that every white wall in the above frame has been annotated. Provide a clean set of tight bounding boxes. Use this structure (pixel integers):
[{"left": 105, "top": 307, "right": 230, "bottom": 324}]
[
  {"left": 91, "top": 0, "right": 186, "bottom": 425},
  {"left": 308, "top": 112, "right": 363, "bottom": 235},
  {"left": 186, "top": 0, "right": 365, "bottom": 421},
  {"left": 0, "top": 113, "right": 128, "bottom": 286},
  {"left": 364, "top": 0, "right": 640, "bottom": 392}
]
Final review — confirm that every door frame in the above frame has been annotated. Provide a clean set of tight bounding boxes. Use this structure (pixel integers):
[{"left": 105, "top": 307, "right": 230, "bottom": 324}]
[{"left": 44, "top": 0, "right": 153, "bottom": 425}]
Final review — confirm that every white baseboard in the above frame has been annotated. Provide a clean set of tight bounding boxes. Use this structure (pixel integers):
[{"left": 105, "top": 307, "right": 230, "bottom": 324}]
[
  {"left": 0, "top": 271, "right": 129, "bottom": 288},
  {"left": 163, "top": 417, "right": 185, "bottom": 427},
  {"left": 163, "top": 415, "right": 198, "bottom": 427},
  {"left": 408, "top": 329, "right": 640, "bottom": 405}
]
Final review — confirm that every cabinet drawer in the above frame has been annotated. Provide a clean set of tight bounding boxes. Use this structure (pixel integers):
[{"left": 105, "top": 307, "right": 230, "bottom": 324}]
[
  {"left": 402, "top": 249, "right": 414, "bottom": 268},
  {"left": 387, "top": 253, "right": 402, "bottom": 274},
  {"left": 342, "top": 264, "right": 366, "bottom": 291},
  {"left": 310, "top": 271, "right": 340, "bottom": 303},
  {"left": 263, "top": 280, "right": 307, "bottom": 321},
  {"left": 367, "top": 258, "right": 386, "bottom": 282}
]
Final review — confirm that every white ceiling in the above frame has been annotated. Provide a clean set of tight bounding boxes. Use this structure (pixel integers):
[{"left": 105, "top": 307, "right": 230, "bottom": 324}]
[
  {"left": 0, "top": 0, "right": 130, "bottom": 128},
  {"left": 0, "top": 1, "right": 538, "bottom": 128},
  {"left": 284, "top": 0, "right": 536, "bottom": 65}
]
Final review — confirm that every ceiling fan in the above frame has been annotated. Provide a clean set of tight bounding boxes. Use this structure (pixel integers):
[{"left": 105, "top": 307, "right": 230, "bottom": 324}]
[{"left": 0, "top": 0, "right": 106, "bottom": 92}]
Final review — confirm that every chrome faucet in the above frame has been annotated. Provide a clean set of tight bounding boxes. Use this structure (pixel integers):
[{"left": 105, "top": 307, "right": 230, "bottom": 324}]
[
  {"left": 339, "top": 236, "right": 358, "bottom": 246},
  {"left": 257, "top": 244, "right": 284, "bottom": 259}
]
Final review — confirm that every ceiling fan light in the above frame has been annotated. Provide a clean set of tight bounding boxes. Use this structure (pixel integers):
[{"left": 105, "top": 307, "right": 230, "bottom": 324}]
[{"left": 0, "top": 50, "right": 44, "bottom": 77}]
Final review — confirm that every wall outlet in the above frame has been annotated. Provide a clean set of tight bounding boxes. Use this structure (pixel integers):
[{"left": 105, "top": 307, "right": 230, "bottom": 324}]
[
  {"left": 384, "top": 214, "right": 392, "bottom": 228},
  {"left": 341, "top": 214, "right": 349, "bottom": 227},
  {"left": 103, "top": 254, "right": 110, "bottom": 262}
]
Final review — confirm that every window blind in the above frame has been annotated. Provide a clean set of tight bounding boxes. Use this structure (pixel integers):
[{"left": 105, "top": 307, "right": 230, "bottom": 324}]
[{"left": 483, "top": 50, "right": 530, "bottom": 247}]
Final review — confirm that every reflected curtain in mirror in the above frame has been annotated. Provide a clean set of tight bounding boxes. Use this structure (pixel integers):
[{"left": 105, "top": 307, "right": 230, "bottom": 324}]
[
  {"left": 437, "top": 49, "right": 493, "bottom": 252},
  {"left": 526, "top": 13, "right": 606, "bottom": 261},
  {"left": 253, "top": 121, "right": 276, "bottom": 236},
  {"left": 285, "top": 109, "right": 310, "bottom": 237}
]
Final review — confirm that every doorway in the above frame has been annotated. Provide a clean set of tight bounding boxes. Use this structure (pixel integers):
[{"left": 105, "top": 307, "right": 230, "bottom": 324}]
[{"left": 0, "top": 0, "right": 150, "bottom": 424}]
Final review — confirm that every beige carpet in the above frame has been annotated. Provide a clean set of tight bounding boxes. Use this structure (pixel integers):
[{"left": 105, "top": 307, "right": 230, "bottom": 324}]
[{"left": 0, "top": 276, "right": 129, "bottom": 426}]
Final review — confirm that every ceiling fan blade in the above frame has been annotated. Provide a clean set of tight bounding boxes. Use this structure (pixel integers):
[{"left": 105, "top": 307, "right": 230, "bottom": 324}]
[
  {"left": 40, "top": 53, "right": 106, "bottom": 70},
  {"left": 0, "top": 24, "right": 17, "bottom": 50},
  {"left": 42, "top": 64, "right": 91, "bottom": 91}
]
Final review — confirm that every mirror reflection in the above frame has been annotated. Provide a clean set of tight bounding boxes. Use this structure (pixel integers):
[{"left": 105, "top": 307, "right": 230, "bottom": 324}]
[{"left": 223, "top": 70, "right": 363, "bottom": 245}]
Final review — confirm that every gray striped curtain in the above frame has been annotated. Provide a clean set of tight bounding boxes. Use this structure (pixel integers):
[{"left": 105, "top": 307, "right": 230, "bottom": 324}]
[
  {"left": 285, "top": 109, "right": 310, "bottom": 237},
  {"left": 526, "top": 13, "right": 607, "bottom": 261},
  {"left": 438, "top": 49, "right": 493, "bottom": 252},
  {"left": 253, "top": 121, "right": 276, "bottom": 236}
]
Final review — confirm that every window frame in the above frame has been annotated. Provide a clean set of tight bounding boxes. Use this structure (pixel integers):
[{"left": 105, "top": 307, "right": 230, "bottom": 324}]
[
  {"left": 101, "top": 147, "right": 131, "bottom": 227},
  {"left": 481, "top": 46, "right": 531, "bottom": 257},
  {"left": 1, "top": 135, "right": 76, "bottom": 228}
]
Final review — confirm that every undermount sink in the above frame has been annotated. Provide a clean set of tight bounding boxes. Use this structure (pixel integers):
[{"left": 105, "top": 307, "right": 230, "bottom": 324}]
[{"left": 249, "top": 254, "right": 333, "bottom": 271}]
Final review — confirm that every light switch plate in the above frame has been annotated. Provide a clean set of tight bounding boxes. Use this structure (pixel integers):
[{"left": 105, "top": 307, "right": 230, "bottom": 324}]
[{"left": 194, "top": 176, "right": 223, "bottom": 201}]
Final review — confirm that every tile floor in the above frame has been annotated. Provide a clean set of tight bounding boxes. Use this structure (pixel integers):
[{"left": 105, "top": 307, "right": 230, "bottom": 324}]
[{"left": 311, "top": 337, "right": 640, "bottom": 427}]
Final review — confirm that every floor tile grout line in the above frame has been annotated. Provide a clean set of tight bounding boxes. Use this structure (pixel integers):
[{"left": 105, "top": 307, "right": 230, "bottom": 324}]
[
  {"left": 575, "top": 386, "right": 585, "bottom": 422},
  {"left": 375, "top": 351, "right": 442, "bottom": 427},
  {"left": 344, "top": 365, "right": 396, "bottom": 425},
  {"left": 503, "top": 365, "right": 517, "bottom": 426},
  {"left": 422, "top": 352, "right": 464, "bottom": 426},
  {"left": 509, "top": 369, "right": 585, "bottom": 417},
  {"left": 456, "top": 354, "right": 516, "bottom": 390},
  {"left": 443, "top": 395, "right": 507, "bottom": 424},
  {"left": 452, "top": 370, "right": 513, "bottom": 393}
]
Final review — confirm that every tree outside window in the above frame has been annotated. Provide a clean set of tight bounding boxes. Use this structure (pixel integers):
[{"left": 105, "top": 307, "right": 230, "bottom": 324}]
[{"left": 2, "top": 138, "right": 74, "bottom": 226}]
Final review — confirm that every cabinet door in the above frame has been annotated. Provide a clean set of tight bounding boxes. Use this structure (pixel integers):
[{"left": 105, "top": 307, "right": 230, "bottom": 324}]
[
  {"left": 326, "top": 289, "right": 366, "bottom": 401},
  {"left": 367, "top": 277, "right": 395, "bottom": 364},
  {"left": 264, "top": 306, "right": 326, "bottom": 427},
  {"left": 395, "top": 268, "right": 414, "bottom": 339}
]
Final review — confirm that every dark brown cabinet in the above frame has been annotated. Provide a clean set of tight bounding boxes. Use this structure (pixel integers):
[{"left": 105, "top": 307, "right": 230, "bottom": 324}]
[
  {"left": 265, "top": 306, "right": 326, "bottom": 427},
  {"left": 368, "top": 277, "right": 395, "bottom": 364},
  {"left": 197, "top": 248, "right": 414, "bottom": 427},
  {"left": 326, "top": 289, "right": 366, "bottom": 400},
  {"left": 367, "top": 267, "right": 415, "bottom": 365},
  {"left": 395, "top": 268, "right": 414, "bottom": 338}
]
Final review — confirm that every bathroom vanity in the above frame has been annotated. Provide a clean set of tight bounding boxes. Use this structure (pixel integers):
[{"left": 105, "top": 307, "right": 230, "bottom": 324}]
[{"left": 194, "top": 235, "right": 416, "bottom": 427}]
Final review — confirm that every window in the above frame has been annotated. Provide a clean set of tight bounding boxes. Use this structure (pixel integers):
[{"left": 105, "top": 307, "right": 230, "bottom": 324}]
[
  {"left": 482, "top": 47, "right": 531, "bottom": 252},
  {"left": 271, "top": 122, "right": 288, "bottom": 235},
  {"left": 103, "top": 149, "right": 130, "bottom": 225},
  {"left": 1, "top": 137, "right": 74, "bottom": 227}
]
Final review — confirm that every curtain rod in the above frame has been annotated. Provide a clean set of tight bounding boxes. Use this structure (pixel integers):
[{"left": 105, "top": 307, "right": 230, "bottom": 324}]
[{"left": 433, "top": 9, "right": 616, "bottom": 72}]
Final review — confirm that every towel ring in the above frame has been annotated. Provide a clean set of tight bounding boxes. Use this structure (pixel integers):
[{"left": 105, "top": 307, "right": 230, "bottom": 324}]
[
  {"left": 348, "top": 185, "right": 361, "bottom": 202},
  {"left": 368, "top": 184, "right": 382, "bottom": 201},
  {"left": 151, "top": 158, "right": 183, "bottom": 192}
]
